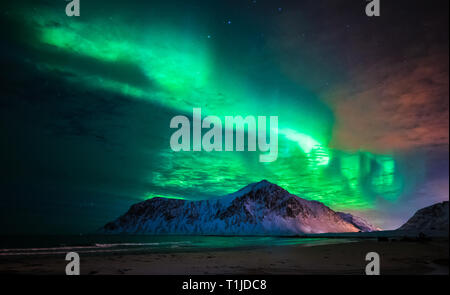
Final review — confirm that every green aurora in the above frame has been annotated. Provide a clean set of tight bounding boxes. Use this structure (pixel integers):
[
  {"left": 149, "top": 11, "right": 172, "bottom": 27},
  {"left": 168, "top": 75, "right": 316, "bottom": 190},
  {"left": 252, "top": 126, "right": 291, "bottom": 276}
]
[
  {"left": 3, "top": 0, "right": 447, "bottom": 234},
  {"left": 10, "top": 3, "right": 405, "bottom": 211}
]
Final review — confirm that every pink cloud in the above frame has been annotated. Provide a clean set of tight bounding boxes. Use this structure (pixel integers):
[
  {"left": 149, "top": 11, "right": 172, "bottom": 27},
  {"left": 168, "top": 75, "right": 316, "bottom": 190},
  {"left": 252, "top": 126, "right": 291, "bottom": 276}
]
[{"left": 325, "top": 47, "right": 449, "bottom": 153}]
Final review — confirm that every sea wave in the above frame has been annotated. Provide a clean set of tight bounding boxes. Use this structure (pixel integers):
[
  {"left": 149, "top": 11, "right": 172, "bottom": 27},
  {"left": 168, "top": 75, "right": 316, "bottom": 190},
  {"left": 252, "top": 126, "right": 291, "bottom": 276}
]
[{"left": 0, "top": 241, "right": 192, "bottom": 256}]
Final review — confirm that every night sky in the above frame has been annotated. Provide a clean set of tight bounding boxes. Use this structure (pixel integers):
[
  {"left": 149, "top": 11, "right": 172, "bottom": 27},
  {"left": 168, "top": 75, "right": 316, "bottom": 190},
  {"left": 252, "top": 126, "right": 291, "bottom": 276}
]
[{"left": 1, "top": 0, "right": 448, "bottom": 234}]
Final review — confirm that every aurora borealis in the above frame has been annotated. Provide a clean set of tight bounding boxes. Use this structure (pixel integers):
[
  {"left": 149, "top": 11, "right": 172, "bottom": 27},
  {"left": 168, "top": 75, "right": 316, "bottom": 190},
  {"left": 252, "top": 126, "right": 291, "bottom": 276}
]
[{"left": 1, "top": 0, "right": 448, "bottom": 233}]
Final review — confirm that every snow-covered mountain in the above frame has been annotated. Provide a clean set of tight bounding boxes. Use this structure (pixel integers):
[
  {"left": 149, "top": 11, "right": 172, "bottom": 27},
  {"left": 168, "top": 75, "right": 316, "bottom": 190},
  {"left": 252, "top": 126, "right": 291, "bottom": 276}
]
[
  {"left": 336, "top": 212, "right": 381, "bottom": 232},
  {"left": 398, "top": 201, "right": 449, "bottom": 234},
  {"left": 100, "top": 180, "right": 374, "bottom": 235}
]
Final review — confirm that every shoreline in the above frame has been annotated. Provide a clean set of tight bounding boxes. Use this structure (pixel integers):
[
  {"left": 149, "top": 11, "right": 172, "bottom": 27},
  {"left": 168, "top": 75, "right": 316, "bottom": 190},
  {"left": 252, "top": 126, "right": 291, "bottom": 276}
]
[{"left": 0, "top": 239, "right": 448, "bottom": 275}]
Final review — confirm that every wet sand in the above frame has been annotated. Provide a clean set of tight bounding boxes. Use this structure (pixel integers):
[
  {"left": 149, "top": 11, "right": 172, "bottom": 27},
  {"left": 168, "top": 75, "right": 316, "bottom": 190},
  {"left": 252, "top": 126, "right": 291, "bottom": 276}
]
[{"left": 1, "top": 239, "right": 448, "bottom": 275}]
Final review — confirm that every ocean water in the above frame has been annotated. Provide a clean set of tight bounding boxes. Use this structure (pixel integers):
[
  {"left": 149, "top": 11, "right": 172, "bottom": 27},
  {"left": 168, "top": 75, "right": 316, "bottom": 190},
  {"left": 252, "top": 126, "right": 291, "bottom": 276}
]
[{"left": 0, "top": 235, "right": 355, "bottom": 256}]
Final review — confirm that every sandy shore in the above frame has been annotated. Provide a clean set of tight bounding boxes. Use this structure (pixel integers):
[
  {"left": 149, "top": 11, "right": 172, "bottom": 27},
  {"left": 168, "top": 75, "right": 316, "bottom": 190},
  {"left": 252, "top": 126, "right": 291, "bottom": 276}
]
[{"left": 1, "top": 239, "right": 448, "bottom": 275}]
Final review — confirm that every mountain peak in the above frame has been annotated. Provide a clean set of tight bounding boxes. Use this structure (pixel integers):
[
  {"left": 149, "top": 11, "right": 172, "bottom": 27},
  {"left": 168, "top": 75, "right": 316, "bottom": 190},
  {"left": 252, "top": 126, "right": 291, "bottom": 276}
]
[
  {"left": 226, "top": 179, "right": 285, "bottom": 201},
  {"left": 398, "top": 201, "right": 449, "bottom": 234},
  {"left": 258, "top": 179, "right": 271, "bottom": 185},
  {"left": 100, "top": 180, "right": 371, "bottom": 235},
  {"left": 249, "top": 179, "right": 278, "bottom": 189},
  {"left": 240, "top": 179, "right": 281, "bottom": 192}
]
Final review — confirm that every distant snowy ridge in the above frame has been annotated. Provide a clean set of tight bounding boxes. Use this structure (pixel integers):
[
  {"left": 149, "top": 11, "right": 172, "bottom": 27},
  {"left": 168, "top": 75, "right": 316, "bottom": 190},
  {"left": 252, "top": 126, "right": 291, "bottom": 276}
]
[
  {"left": 336, "top": 212, "right": 381, "bottom": 232},
  {"left": 100, "top": 180, "right": 377, "bottom": 235}
]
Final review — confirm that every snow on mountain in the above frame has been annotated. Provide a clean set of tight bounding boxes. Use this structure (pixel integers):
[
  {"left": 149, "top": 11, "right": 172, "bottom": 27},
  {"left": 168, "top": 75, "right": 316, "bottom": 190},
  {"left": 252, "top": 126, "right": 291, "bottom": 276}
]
[
  {"left": 398, "top": 201, "right": 449, "bottom": 234},
  {"left": 336, "top": 212, "right": 381, "bottom": 232},
  {"left": 100, "top": 180, "right": 370, "bottom": 235}
]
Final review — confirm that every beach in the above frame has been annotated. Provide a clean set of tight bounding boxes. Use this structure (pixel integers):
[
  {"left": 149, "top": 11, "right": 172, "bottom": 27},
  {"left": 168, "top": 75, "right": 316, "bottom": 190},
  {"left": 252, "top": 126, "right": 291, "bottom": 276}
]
[{"left": 1, "top": 239, "right": 448, "bottom": 275}]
